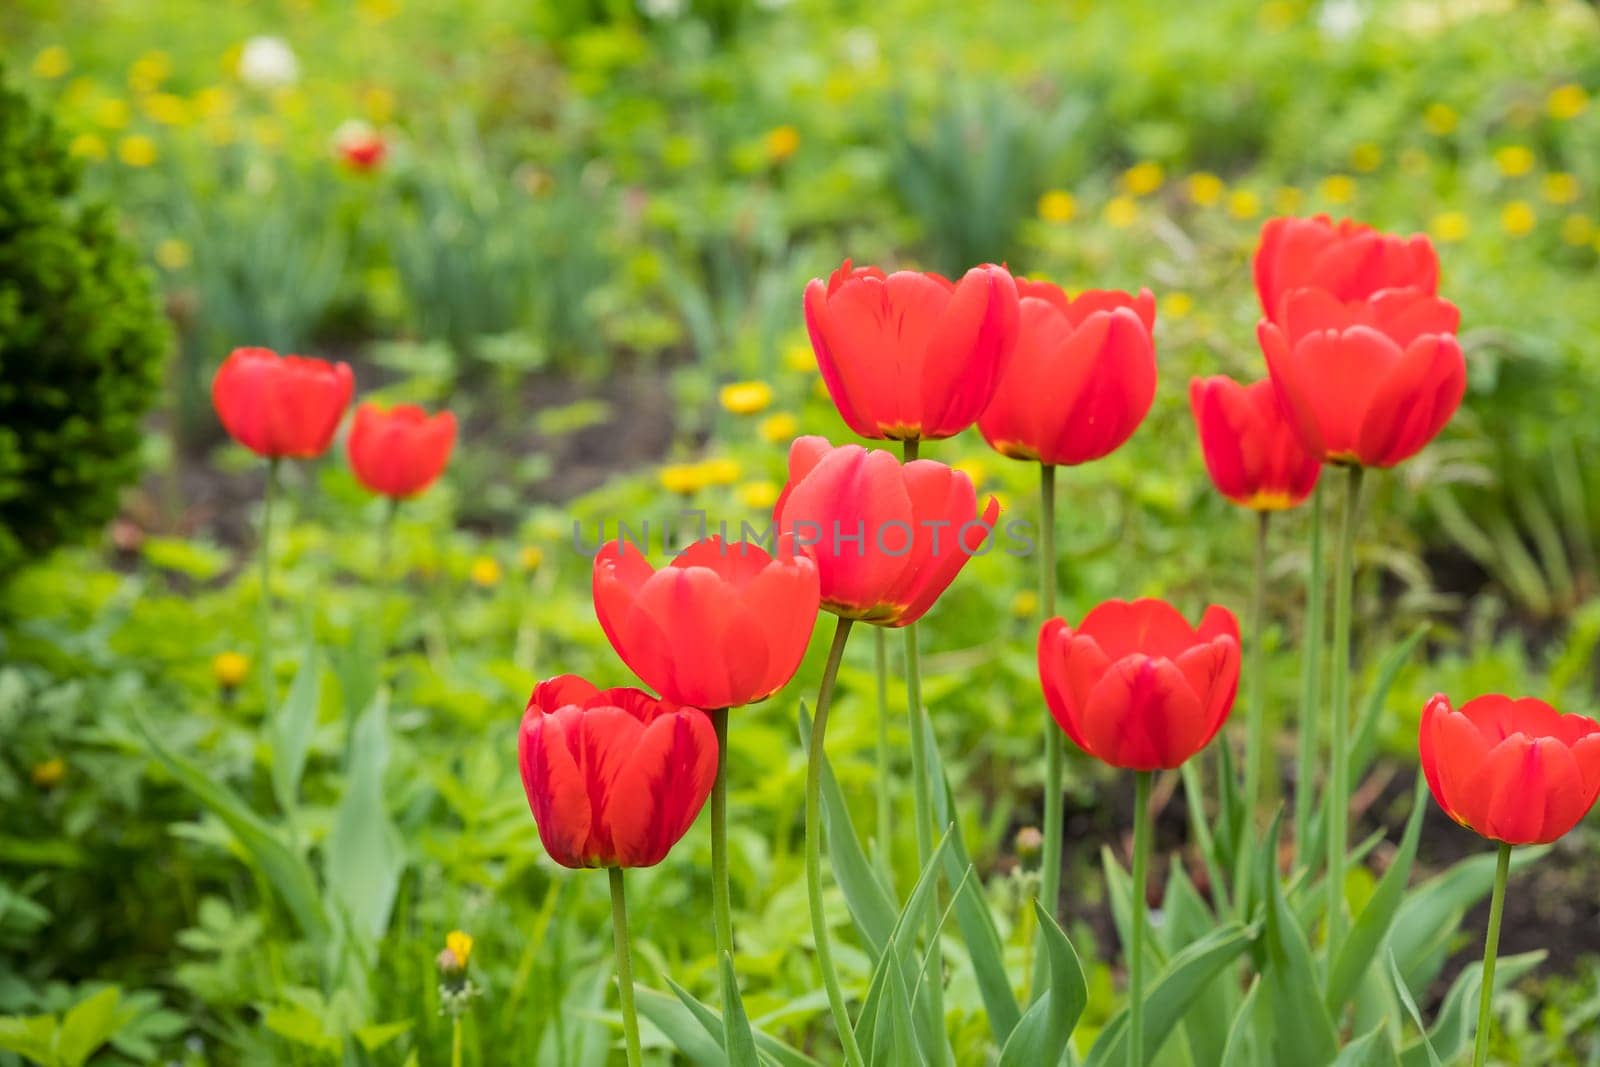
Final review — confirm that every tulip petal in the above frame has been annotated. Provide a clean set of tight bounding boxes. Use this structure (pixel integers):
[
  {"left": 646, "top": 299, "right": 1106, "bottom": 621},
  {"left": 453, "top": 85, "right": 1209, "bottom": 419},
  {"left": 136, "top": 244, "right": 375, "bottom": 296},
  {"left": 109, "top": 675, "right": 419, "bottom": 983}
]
[
  {"left": 1080, "top": 655, "right": 1206, "bottom": 771},
  {"left": 1355, "top": 334, "right": 1465, "bottom": 467},
  {"left": 608, "top": 709, "right": 719, "bottom": 868}
]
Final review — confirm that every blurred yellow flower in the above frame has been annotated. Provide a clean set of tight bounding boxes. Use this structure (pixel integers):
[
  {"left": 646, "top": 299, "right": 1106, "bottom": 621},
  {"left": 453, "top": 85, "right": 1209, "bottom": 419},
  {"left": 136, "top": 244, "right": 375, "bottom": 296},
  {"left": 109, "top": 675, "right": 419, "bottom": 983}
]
[
  {"left": 758, "top": 412, "right": 799, "bottom": 445},
  {"left": 1547, "top": 83, "right": 1589, "bottom": 121},
  {"left": 1560, "top": 213, "right": 1594, "bottom": 247},
  {"left": 1121, "top": 162, "right": 1164, "bottom": 198},
  {"left": 1429, "top": 212, "right": 1470, "bottom": 243},
  {"left": 250, "top": 117, "right": 285, "bottom": 148},
  {"left": 1257, "top": 0, "right": 1295, "bottom": 30},
  {"left": 784, "top": 342, "right": 816, "bottom": 373},
  {"left": 764, "top": 124, "right": 801, "bottom": 164},
  {"left": 144, "top": 93, "right": 192, "bottom": 126},
  {"left": 737, "top": 480, "right": 780, "bottom": 509},
  {"left": 1350, "top": 142, "right": 1382, "bottom": 173},
  {"left": 96, "top": 98, "right": 132, "bottom": 130},
  {"left": 118, "top": 135, "right": 158, "bottom": 168},
  {"left": 1422, "top": 103, "right": 1458, "bottom": 136},
  {"left": 1318, "top": 174, "right": 1357, "bottom": 204},
  {"left": 519, "top": 545, "right": 545, "bottom": 571},
  {"left": 1104, "top": 196, "right": 1139, "bottom": 228},
  {"left": 1493, "top": 145, "right": 1535, "bottom": 178},
  {"left": 469, "top": 556, "right": 502, "bottom": 588},
  {"left": 1227, "top": 189, "right": 1261, "bottom": 220},
  {"left": 212, "top": 650, "right": 250, "bottom": 689},
  {"left": 69, "top": 133, "right": 107, "bottom": 161},
  {"left": 1011, "top": 589, "right": 1039, "bottom": 619},
  {"left": 193, "top": 87, "right": 235, "bottom": 119},
  {"left": 700, "top": 457, "right": 741, "bottom": 486},
  {"left": 1500, "top": 200, "right": 1536, "bottom": 237},
  {"left": 155, "top": 238, "right": 192, "bottom": 271},
  {"left": 1160, "top": 292, "right": 1194, "bottom": 320},
  {"left": 1273, "top": 186, "right": 1303, "bottom": 214},
  {"left": 31, "top": 758, "right": 66, "bottom": 789},
  {"left": 1185, "top": 172, "right": 1225, "bottom": 207},
  {"left": 719, "top": 381, "right": 774, "bottom": 416},
  {"left": 272, "top": 87, "right": 308, "bottom": 119},
  {"left": 660, "top": 463, "right": 708, "bottom": 495},
  {"left": 1541, "top": 172, "right": 1580, "bottom": 205},
  {"left": 1037, "top": 189, "right": 1077, "bottom": 223},
  {"left": 128, "top": 51, "right": 172, "bottom": 94},
  {"left": 445, "top": 930, "right": 474, "bottom": 968},
  {"left": 363, "top": 86, "right": 396, "bottom": 123},
  {"left": 32, "top": 46, "right": 71, "bottom": 80},
  {"left": 951, "top": 457, "right": 989, "bottom": 488},
  {"left": 359, "top": 0, "right": 402, "bottom": 21}
]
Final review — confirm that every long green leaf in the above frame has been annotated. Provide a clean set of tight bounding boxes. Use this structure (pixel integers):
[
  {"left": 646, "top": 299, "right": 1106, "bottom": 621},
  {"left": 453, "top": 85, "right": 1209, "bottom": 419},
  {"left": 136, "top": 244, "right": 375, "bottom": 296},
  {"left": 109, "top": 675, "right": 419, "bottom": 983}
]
[
  {"left": 1218, "top": 977, "right": 1262, "bottom": 1067},
  {"left": 1332, "top": 1023, "right": 1401, "bottom": 1067},
  {"left": 1386, "top": 951, "right": 1441, "bottom": 1067},
  {"left": 719, "top": 953, "right": 759, "bottom": 1067},
  {"left": 853, "top": 834, "right": 953, "bottom": 1065},
  {"left": 269, "top": 641, "right": 321, "bottom": 815},
  {"left": 997, "top": 901, "right": 1086, "bottom": 1067},
  {"left": 1390, "top": 847, "right": 1545, "bottom": 995},
  {"left": 1399, "top": 951, "right": 1545, "bottom": 1067},
  {"left": 325, "top": 693, "right": 403, "bottom": 947},
  {"left": 656, "top": 979, "right": 822, "bottom": 1067},
  {"left": 1259, "top": 812, "right": 1337, "bottom": 1067}
]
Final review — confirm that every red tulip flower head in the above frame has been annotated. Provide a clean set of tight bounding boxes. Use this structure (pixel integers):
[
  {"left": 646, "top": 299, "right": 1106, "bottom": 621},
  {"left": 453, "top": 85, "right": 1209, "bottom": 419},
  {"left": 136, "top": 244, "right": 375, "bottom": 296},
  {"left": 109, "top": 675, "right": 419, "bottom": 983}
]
[
  {"left": 346, "top": 403, "right": 457, "bottom": 500},
  {"left": 519, "top": 675, "right": 717, "bottom": 868},
  {"left": 1258, "top": 287, "right": 1464, "bottom": 468},
  {"left": 334, "top": 120, "right": 387, "bottom": 172},
  {"left": 773, "top": 435, "right": 1000, "bottom": 627},
  {"left": 1255, "top": 214, "right": 1439, "bottom": 323},
  {"left": 1188, "top": 376, "right": 1320, "bottom": 510},
  {"left": 804, "top": 260, "right": 1020, "bottom": 441},
  {"left": 979, "top": 280, "right": 1157, "bottom": 467},
  {"left": 594, "top": 535, "right": 820, "bottom": 709},
  {"left": 1038, "top": 599, "right": 1241, "bottom": 771},
  {"left": 213, "top": 347, "right": 354, "bottom": 459},
  {"left": 1420, "top": 694, "right": 1600, "bottom": 846}
]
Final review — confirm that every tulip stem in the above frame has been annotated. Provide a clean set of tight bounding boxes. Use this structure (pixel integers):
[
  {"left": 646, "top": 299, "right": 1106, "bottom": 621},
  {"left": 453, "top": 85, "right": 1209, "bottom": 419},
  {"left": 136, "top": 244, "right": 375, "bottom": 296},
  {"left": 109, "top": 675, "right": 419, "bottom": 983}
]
[
  {"left": 450, "top": 1018, "right": 462, "bottom": 1067},
  {"left": 1294, "top": 481, "right": 1326, "bottom": 868},
  {"left": 1244, "top": 511, "right": 1271, "bottom": 823},
  {"left": 1326, "top": 465, "right": 1363, "bottom": 959},
  {"left": 874, "top": 625, "right": 893, "bottom": 882},
  {"left": 258, "top": 458, "right": 279, "bottom": 708},
  {"left": 710, "top": 707, "right": 734, "bottom": 961},
  {"left": 805, "top": 617, "right": 866, "bottom": 1067},
  {"left": 1473, "top": 843, "right": 1511, "bottom": 1067},
  {"left": 1032, "top": 461, "right": 1062, "bottom": 1005},
  {"left": 1129, "top": 770, "right": 1153, "bottom": 1067},
  {"left": 608, "top": 867, "right": 644, "bottom": 1067}
]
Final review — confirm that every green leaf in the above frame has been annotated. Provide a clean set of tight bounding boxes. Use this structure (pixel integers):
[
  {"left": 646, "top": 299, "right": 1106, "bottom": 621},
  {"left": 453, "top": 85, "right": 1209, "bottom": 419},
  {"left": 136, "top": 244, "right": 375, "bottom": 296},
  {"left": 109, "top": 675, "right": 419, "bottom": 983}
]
[
  {"left": 269, "top": 641, "right": 321, "bottom": 815},
  {"left": 1326, "top": 774, "right": 1428, "bottom": 1014},
  {"left": 1218, "top": 977, "right": 1263, "bottom": 1067},
  {"left": 1389, "top": 847, "right": 1545, "bottom": 995},
  {"left": 1083, "top": 922, "right": 1257, "bottom": 1067},
  {"left": 1161, "top": 862, "right": 1234, "bottom": 1067},
  {"left": 719, "top": 953, "right": 759, "bottom": 1067},
  {"left": 1258, "top": 810, "right": 1337, "bottom": 1067},
  {"left": 325, "top": 692, "right": 404, "bottom": 947},
  {"left": 656, "top": 979, "right": 822, "bottom": 1067},
  {"left": 0, "top": 1012, "right": 57, "bottom": 1066},
  {"left": 1386, "top": 951, "right": 1441, "bottom": 1067},
  {"left": 56, "top": 987, "right": 122, "bottom": 1067},
  {"left": 853, "top": 834, "right": 953, "bottom": 1065},
  {"left": 135, "top": 713, "right": 329, "bottom": 941},
  {"left": 140, "top": 536, "right": 229, "bottom": 580},
  {"left": 1400, "top": 951, "right": 1545, "bottom": 1067},
  {"left": 353, "top": 1020, "right": 413, "bottom": 1051},
  {"left": 878, "top": 941, "right": 917, "bottom": 1067},
  {"left": 997, "top": 901, "right": 1086, "bottom": 1067},
  {"left": 1332, "top": 1024, "right": 1401, "bottom": 1067}
]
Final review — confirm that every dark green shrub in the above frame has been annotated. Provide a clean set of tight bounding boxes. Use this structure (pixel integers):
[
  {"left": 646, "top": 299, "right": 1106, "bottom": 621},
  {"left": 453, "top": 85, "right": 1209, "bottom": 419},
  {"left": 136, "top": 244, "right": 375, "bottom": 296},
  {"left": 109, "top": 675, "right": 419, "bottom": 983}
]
[{"left": 0, "top": 65, "right": 168, "bottom": 576}]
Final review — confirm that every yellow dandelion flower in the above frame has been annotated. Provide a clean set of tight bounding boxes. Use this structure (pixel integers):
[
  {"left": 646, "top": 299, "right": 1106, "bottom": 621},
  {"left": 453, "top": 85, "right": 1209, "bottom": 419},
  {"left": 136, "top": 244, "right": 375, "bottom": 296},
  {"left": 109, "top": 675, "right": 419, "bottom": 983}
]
[
  {"left": 1350, "top": 142, "right": 1382, "bottom": 173},
  {"left": 96, "top": 98, "right": 132, "bottom": 130},
  {"left": 1494, "top": 145, "right": 1535, "bottom": 178},
  {"left": 31, "top": 758, "right": 67, "bottom": 789},
  {"left": 144, "top": 93, "right": 192, "bottom": 126},
  {"left": 469, "top": 556, "right": 502, "bottom": 588},
  {"left": 68, "top": 133, "right": 107, "bottom": 161},
  {"left": 1547, "top": 84, "right": 1589, "bottom": 122},
  {"left": 155, "top": 238, "right": 192, "bottom": 271},
  {"left": 1185, "top": 172, "right": 1225, "bottom": 207},
  {"left": 659, "top": 463, "right": 709, "bottom": 495},
  {"left": 951, "top": 457, "right": 989, "bottom": 488},
  {"left": 118, "top": 135, "right": 158, "bottom": 168},
  {"left": 758, "top": 412, "right": 799, "bottom": 445},
  {"left": 764, "top": 124, "right": 800, "bottom": 164},
  {"left": 193, "top": 87, "right": 235, "bottom": 119},
  {"left": 1226, "top": 189, "right": 1261, "bottom": 220},
  {"left": 1422, "top": 103, "right": 1458, "bottom": 137},
  {"left": 128, "top": 51, "right": 172, "bottom": 94},
  {"left": 1160, "top": 292, "right": 1194, "bottom": 320},
  {"left": 1542, "top": 172, "right": 1580, "bottom": 205},
  {"left": 1120, "top": 162, "right": 1164, "bottom": 198},
  {"left": 363, "top": 86, "right": 396, "bottom": 123},
  {"left": 358, "top": 0, "right": 402, "bottom": 21},
  {"left": 784, "top": 342, "right": 816, "bottom": 373},
  {"left": 700, "top": 457, "right": 741, "bottom": 486},
  {"left": 445, "top": 930, "right": 474, "bottom": 968},
  {"left": 1037, "top": 189, "right": 1077, "bottom": 223},
  {"left": 1011, "top": 590, "right": 1039, "bottom": 620},
  {"left": 32, "top": 46, "right": 71, "bottom": 80},
  {"left": 1318, "top": 174, "right": 1357, "bottom": 205},
  {"left": 719, "top": 381, "right": 774, "bottom": 416},
  {"left": 1429, "top": 212, "right": 1470, "bottom": 243},
  {"left": 1273, "top": 186, "right": 1303, "bottom": 214},
  {"left": 737, "top": 480, "right": 780, "bottom": 509},
  {"left": 1560, "top": 213, "right": 1594, "bottom": 247},
  {"left": 1104, "top": 196, "right": 1139, "bottom": 228},
  {"left": 1500, "top": 200, "right": 1536, "bottom": 237},
  {"left": 519, "top": 545, "right": 544, "bottom": 571},
  {"left": 212, "top": 651, "right": 250, "bottom": 689}
]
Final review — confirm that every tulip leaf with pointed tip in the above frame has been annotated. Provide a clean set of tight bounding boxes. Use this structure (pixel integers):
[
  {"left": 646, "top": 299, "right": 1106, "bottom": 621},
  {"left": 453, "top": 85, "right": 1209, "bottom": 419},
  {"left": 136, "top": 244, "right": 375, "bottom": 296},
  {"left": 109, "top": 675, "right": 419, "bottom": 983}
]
[
  {"left": 1257, "top": 811, "right": 1337, "bottom": 1067},
  {"left": 1083, "top": 921, "right": 1257, "bottom": 1067},
  {"left": 1387, "top": 949, "right": 1443, "bottom": 1067},
  {"left": 997, "top": 901, "right": 1086, "bottom": 1067},
  {"left": 325, "top": 692, "right": 403, "bottom": 948},
  {"left": 1179, "top": 761, "right": 1232, "bottom": 918},
  {"left": 268, "top": 640, "right": 321, "bottom": 816},
  {"left": 1389, "top": 846, "right": 1546, "bottom": 996},
  {"left": 1218, "top": 977, "right": 1263, "bottom": 1067},
  {"left": 719, "top": 952, "right": 759, "bottom": 1067},
  {"left": 1332, "top": 1024, "right": 1402, "bottom": 1067},
  {"left": 649, "top": 980, "right": 821, "bottom": 1067},
  {"left": 1292, "top": 826, "right": 1389, "bottom": 934},
  {"left": 1399, "top": 950, "right": 1545, "bottom": 1067},
  {"left": 1161, "top": 862, "right": 1236, "bottom": 1067},
  {"left": 879, "top": 944, "right": 918, "bottom": 1067},
  {"left": 1099, "top": 845, "right": 1165, "bottom": 975}
]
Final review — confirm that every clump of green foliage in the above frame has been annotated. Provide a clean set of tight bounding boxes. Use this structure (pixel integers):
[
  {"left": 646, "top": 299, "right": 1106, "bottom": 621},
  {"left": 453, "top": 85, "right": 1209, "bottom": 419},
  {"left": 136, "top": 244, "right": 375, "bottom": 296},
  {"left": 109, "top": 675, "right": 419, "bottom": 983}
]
[{"left": 0, "top": 64, "right": 167, "bottom": 576}]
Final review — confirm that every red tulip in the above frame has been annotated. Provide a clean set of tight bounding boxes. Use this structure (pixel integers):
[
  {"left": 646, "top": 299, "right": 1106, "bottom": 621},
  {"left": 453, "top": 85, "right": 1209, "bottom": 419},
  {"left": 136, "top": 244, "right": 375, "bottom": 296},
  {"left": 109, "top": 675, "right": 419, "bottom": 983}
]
[
  {"left": 335, "top": 121, "right": 386, "bottom": 172},
  {"left": 804, "top": 260, "right": 1020, "bottom": 441},
  {"left": 978, "top": 280, "right": 1157, "bottom": 466},
  {"left": 593, "top": 535, "right": 820, "bottom": 709},
  {"left": 519, "top": 675, "right": 717, "bottom": 868},
  {"left": 1038, "top": 598, "right": 1240, "bottom": 771},
  {"left": 773, "top": 435, "right": 999, "bottom": 627},
  {"left": 1420, "top": 693, "right": 1600, "bottom": 845},
  {"left": 346, "top": 403, "right": 457, "bottom": 500},
  {"left": 1188, "top": 376, "right": 1320, "bottom": 510},
  {"left": 1255, "top": 214, "right": 1439, "bottom": 323},
  {"left": 1257, "top": 290, "right": 1464, "bottom": 469},
  {"left": 213, "top": 347, "right": 354, "bottom": 459}
]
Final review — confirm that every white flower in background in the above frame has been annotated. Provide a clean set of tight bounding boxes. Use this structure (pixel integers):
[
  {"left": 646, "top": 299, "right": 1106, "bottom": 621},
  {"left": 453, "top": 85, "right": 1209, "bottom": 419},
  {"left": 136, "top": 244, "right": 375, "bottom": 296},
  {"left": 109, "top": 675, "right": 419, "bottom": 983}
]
[
  {"left": 842, "top": 29, "right": 879, "bottom": 69},
  {"left": 637, "top": 0, "right": 685, "bottom": 19},
  {"left": 1317, "top": 0, "right": 1364, "bottom": 40},
  {"left": 238, "top": 36, "right": 299, "bottom": 89}
]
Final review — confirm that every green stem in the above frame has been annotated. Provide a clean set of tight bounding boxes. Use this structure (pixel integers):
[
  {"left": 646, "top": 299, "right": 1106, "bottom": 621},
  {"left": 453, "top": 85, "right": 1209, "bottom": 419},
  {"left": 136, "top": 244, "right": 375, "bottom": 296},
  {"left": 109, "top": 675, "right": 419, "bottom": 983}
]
[
  {"left": 1326, "top": 465, "right": 1363, "bottom": 958},
  {"left": 903, "top": 438, "right": 920, "bottom": 462},
  {"left": 805, "top": 618, "right": 866, "bottom": 1067},
  {"left": 874, "top": 626, "right": 893, "bottom": 881},
  {"left": 1294, "top": 482, "right": 1326, "bottom": 867},
  {"left": 1244, "top": 511, "right": 1271, "bottom": 821},
  {"left": 378, "top": 498, "right": 399, "bottom": 585},
  {"left": 451, "top": 1017, "right": 463, "bottom": 1067},
  {"left": 1032, "top": 462, "right": 1062, "bottom": 1004},
  {"left": 1129, "top": 771, "right": 1153, "bottom": 1067},
  {"left": 1473, "top": 843, "right": 1512, "bottom": 1067},
  {"left": 258, "top": 458, "right": 280, "bottom": 707},
  {"left": 710, "top": 707, "right": 733, "bottom": 960},
  {"left": 609, "top": 867, "right": 644, "bottom": 1067}
]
